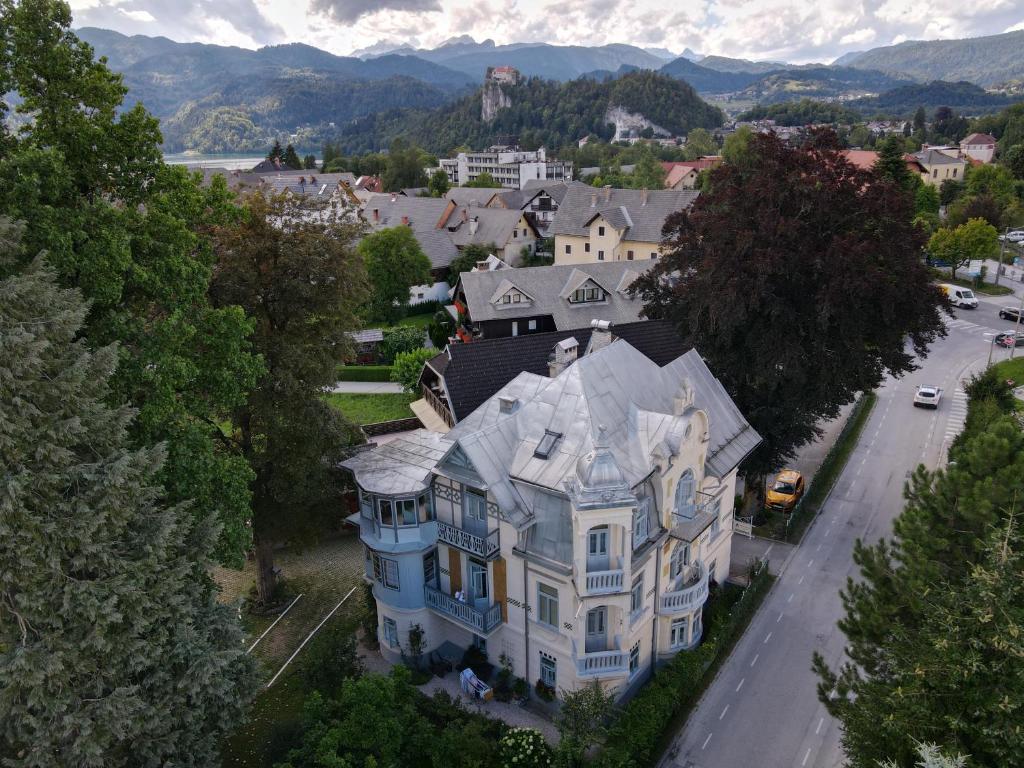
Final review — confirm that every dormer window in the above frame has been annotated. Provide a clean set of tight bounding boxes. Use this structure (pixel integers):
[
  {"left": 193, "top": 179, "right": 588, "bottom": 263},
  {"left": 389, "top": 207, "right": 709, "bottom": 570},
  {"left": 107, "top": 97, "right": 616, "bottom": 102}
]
[
  {"left": 570, "top": 286, "right": 604, "bottom": 303},
  {"left": 534, "top": 429, "right": 563, "bottom": 459}
]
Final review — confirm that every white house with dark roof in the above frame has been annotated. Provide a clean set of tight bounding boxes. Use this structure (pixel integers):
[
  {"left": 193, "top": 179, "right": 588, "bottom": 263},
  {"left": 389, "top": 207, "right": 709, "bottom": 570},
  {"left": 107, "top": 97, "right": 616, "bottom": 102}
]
[
  {"left": 451, "top": 260, "right": 650, "bottom": 341},
  {"left": 342, "top": 334, "right": 760, "bottom": 700},
  {"left": 959, "top": 133, "right": 997, "bottom": 164},
  {"left": 551, "top": 183, "right": 699, "bottom": 265}
]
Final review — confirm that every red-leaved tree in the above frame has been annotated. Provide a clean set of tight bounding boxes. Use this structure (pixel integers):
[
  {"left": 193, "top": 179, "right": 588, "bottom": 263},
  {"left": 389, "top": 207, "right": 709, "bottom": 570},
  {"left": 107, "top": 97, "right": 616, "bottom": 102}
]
[{"left": 632, "top": 130, "right": 947, "bottom": 479}]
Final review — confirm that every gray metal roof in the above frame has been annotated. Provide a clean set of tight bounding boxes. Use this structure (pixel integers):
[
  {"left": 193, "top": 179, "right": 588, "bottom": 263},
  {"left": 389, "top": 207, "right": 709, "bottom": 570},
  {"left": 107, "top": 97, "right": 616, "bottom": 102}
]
[
  {"left": 521, "top": 179, "right": 569, "bottom": 205},
  {"left": 262, "top": 173, "right": 355, "bottom": 197},
  {"left": 360, "top": 195, "right": 459, "bottom": 269},
  {"left": 348, "top": 329, "right": 384, "bottom": 344},
  {"left": 458, "top": 261, "right": 650, "bottom": 328},
  {"left": 445, "top": 188, "right": 502, "bottom": 207},
  {"left": 550, "top": 182, "right": 699, "bottom": 244},
  {"left": 341, "top": 430, "right": 452, "bottom": 495},
  {"left": 914, "top": 149, "right": 963, "bottom": 166},
  {"left": 445, "top": 207, "right": 532, "bottom": 250}
]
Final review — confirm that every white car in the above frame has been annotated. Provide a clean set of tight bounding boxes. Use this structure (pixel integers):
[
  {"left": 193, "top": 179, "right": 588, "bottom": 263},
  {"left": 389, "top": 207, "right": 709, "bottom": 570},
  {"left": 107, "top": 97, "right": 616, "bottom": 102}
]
[
  {"left": 1005, "top": 230, "right": 1024, "bottom": 243},
  {"left": 913, "top": 385, "right": 942, "bottom": 409}
]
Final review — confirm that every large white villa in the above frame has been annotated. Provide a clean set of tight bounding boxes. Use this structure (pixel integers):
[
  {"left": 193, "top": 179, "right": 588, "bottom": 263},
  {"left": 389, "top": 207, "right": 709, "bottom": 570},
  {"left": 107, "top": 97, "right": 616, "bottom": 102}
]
[{"left": 342, "top": 323, "right": 760, "bottom": 699}]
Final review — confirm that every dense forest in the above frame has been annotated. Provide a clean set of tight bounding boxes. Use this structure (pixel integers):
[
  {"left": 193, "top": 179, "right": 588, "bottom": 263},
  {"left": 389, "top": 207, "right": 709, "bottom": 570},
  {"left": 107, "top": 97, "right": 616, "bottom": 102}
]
[
  {"left": 850, "top": 81, "right": 1016, "bottom": 117},
  {"left": 738, "top": 100, "right": 864, "bottom": 126},
  {"left": 330, "top": 71, "right": 724, "bottom": 154}
]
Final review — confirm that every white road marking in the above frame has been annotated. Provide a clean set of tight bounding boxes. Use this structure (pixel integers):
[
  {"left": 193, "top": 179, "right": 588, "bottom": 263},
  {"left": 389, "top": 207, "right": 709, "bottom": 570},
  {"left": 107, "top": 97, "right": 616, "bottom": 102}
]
[
  {"left": 777, "top": 612, "right": 784, "bottom": 623},
  {"left": 764, "top": 632, "right": 773, "bottom": 644},
  {"left": 787, "top": 593, "right": 794, "bottom": 603},
  {"left": 803, "top": 748, "right": 812, "bottom": 766},
  {"left": 736, "top": 678, "right": 745, "bottom": 692},
  {"left": 702, "top": 733, "right": 713, "bottom": 750},
  {"left": 798, "top": 575, "right": 805, "bottom": 585},
  {"left": 816, "top": 544, "right": 821, "bottom": 552},
  {"left": 751, "top": 654, "right": 759, "bottom": 667},
  {"left": 808, "top": 559, "right": 814, "bottom": 567},
  {"left": 720, "top": 704, "right": 730, "bottom": 720},
  {"left": 816, "top": 717, "right": 824, "bottom": 735},
  {"left": 825, "top": 529, "right": 830, "bottom": 537}
]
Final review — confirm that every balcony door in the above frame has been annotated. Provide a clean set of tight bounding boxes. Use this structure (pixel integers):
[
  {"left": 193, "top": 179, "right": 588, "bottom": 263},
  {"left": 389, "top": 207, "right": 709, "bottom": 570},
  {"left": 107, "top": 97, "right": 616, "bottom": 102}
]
[
  {"left": 587, "top": 526, "right": 609, "bottom": 572},
  {"left": 585, "top": 607, "right": 607, "bottom": 653},
  {"left": 468, "top": 559, "right": 489, "bottom": 612},
  {"left": 463, "top": 489, "right": 488, "bottom": 538}
]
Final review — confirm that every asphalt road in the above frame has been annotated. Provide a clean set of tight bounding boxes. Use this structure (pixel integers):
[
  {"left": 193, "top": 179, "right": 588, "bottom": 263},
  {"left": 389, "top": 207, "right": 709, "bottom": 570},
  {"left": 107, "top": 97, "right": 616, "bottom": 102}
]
[{"left": 665, "top": 296, "right": 1019, "bottom": 768}]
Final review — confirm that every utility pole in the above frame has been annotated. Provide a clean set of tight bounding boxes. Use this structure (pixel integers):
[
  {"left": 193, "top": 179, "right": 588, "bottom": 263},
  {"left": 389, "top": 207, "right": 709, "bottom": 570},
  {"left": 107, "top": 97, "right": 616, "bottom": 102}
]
[
  {"left": 995, "top": 227, "right": 1007, "bottom": 287},
  {"left": 1011, "top": 286, "right": 1024, "bottom": 361}
]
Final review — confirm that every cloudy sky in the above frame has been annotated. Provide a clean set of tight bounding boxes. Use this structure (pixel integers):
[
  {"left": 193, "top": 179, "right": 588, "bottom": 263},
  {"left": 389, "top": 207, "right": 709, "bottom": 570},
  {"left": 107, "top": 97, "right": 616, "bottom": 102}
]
[{"left": 69, "top": 0, "right": 1024, "bottom": 63}]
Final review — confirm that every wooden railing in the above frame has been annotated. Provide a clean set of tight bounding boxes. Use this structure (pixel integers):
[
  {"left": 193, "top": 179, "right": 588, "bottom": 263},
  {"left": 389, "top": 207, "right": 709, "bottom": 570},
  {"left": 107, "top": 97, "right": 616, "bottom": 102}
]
[
  {"left": 437, "top": 520, "right": 500, "bottom": 558},
  {"left": 421, "top": 384, "right": 455, "bottom": 428},
  {"left": 424, "top": 585, "right": 502, "bottom": 634}
]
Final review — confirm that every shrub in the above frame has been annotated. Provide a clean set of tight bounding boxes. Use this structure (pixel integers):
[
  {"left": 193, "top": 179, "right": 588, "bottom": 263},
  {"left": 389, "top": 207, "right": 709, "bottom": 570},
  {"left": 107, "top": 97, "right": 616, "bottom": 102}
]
[
  {"left": 379, "top": 326, "right": 426, "bottom": 364},
  {"left": 301, "top": 620, "right": 363, "bottom": 695},
  {"left": 535, "top": 679, "right": 556, "bottom": 702},
  {"left": 391, "top": 347, "right": 435, "bottom": 392},
  {"left": 360, "top": 581, "right": 379, "bottom": 650},
  {"left": 499, "top": 728, "right": 553, "bottom": 768}
]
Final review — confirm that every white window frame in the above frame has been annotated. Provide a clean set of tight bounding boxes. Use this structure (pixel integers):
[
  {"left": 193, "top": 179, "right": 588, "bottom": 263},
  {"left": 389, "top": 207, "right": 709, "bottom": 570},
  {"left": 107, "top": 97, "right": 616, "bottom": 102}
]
[
  {"left": 629, "top": 642, "right": 640, "bottom": 675},
  {"left": 675, "top": 469, "right": 695, "bottom": 519},
  {"left": 630, "top": 576, "right": 643, "bottom": 617},
  {"left": 538, "top": 583, "right": 559, "bottom": 628},
  {"left": 670, "top": 616, "right": 689, "bottom": 649},
  {"left": 540, "top": 653, "right": 556, "bottom": 688},
  {"left": 670, "top": 543, "right": 690, "bottom": 580},
  {"left": 383, "top": 616, "right": 399, "bottom": 648},
  {"left": 372, "top": 553, "right": 400, "bottom": 590}
]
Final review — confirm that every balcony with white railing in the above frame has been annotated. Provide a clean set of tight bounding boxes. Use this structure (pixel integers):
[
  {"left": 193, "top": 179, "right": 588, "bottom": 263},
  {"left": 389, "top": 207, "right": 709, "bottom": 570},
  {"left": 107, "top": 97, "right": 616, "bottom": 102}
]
[
  {"left": 424, "top": 585, "right": 503, "bottom": 634},
  {"left": 576, "top": 649, "right": 628, "bottom": 677},
  {"left": 436, "top": 520, "right": 500, "bottom": 559},
  {"left": 659, "top": 561, "right": 710, "bottom": 615},
  {"left": 584, "top": 568, "right": 624, "bottom": 595}
]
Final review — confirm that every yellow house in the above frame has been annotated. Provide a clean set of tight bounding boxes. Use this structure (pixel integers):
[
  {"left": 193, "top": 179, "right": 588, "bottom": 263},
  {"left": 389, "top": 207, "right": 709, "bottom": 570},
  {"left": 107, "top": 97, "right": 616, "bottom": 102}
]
[
  {"left": 910, "top": 148, "right": 967, "bottom": 187},
  {"left": 552, "top": 183, "right": 699, "bottom": 266}
]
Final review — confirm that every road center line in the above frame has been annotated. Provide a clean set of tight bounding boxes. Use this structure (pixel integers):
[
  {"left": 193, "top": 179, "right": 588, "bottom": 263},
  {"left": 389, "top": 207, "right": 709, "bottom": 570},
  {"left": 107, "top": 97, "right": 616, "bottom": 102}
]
[
  {"left": 777, "top": 612, "right": 783, "bottom": 622},
  {"left": 751, "top": 653, "right": 759, "bottom": 667},
  {"left": 798, "top": 575, "right": 805, "bottom": 585},
  {"left": 802, "top": 747, "right": 812, "bottom": 766},
  {"left": 720, "top": 704, "right": 729, "bottom": 720},
  {"left": 816, "top": 716, "right": 824, "bottom": 735},
  {"left": 763, "top": 631, "right": 773, "bottom": 644},
  {"left": 808, "top": 559, "right": 814, "bottom": 568},
  {"left": 736, "top": 678, "right": 745, "bottom": 692},
  {"left": 702, "top": 733, "right": 713, "bottom": 750},
  {"left": 787, "top": 593, "right": 794, "bottom": 603}
]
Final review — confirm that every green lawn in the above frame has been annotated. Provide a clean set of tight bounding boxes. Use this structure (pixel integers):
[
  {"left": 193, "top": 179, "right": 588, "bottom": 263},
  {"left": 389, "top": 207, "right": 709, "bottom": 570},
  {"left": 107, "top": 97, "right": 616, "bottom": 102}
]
[
  {"left": 991, "top": 358, "right": 1024, "bottom": 411},
  {"left": 938, "top": 273, "right": 1014, "bottom": 296},
  {"left": 391, "top": 313, "right": 434, "bottom": 330},
  {"left": 324, "top": 392, "right": 416, "bottom": 424}
]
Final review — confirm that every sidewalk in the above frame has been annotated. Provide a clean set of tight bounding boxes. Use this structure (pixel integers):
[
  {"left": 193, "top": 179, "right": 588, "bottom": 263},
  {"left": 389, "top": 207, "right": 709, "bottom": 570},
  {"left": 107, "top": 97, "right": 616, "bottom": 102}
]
[{"left": 329, "top": 381, "right": 405, "bottom": 394}]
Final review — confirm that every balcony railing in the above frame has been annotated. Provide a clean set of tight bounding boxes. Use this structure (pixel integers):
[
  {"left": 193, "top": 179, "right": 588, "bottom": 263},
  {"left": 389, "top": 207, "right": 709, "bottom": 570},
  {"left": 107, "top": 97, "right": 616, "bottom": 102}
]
[
  {"left": 437, "top": 520, "right": 500, "bottom": 558},
  {"left": 660, "top": 561, "right": 709, "bottom": 614},
  {"left": 421, "top": 385, "right": 455, "bottom": 428},
  {"left": 584, "top": 568, "right": 624, "bottom": 595},
  {"left": 424, "top": 585, "right": 502, "bottom": 634},
  {"left": 576, "top": 649, "right": 627, "bottom": 677}
]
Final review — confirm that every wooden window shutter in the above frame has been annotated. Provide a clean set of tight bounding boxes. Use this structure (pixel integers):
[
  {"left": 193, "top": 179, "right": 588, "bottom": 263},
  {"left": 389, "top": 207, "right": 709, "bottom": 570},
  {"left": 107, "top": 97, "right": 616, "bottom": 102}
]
[
  {"left": 493, "top": 557, "right": 507, "bottom": 622},
  {"left": 448, "top": 546, "right": 462, "bottom": 595}
]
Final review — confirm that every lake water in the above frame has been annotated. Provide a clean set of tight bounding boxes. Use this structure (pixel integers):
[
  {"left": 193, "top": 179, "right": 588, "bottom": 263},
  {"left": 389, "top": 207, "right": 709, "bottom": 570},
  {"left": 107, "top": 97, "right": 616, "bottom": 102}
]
[{"left": 162, "top": 153, "right": 269, "bottom": 170}]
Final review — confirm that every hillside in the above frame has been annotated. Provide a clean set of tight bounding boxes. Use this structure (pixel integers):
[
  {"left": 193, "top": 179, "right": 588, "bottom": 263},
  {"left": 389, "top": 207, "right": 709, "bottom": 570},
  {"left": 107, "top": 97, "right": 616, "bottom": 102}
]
[
  {"left": 842, "top": 30, "right": 1024, "bottom": 87},
  {"left": 737, "top": 100, "right": 863, "bottom": 126},
  {"left": 849, "top": 81, "right": 1016, "bottom": 117},
  {"left": 331, "top": 71, "right": 724, "bottom": 154},
  {"left": 695, "top": 55, "right": 794, "bottom": 74},
  {"left": 735, "top": 66, "right": 912, "bottom": 103},
  {"left": 75, "top": 27, "right": 474, "bottom": 151},
  {"left": 658, "top": 57, "right": 760, "bottom": 92}
]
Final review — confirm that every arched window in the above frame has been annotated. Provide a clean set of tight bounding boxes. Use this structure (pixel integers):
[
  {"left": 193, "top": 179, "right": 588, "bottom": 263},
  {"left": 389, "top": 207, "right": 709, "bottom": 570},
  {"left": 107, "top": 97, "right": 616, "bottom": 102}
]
[{"left": 674, "top": 469, "right": 695, "bottom": 519}]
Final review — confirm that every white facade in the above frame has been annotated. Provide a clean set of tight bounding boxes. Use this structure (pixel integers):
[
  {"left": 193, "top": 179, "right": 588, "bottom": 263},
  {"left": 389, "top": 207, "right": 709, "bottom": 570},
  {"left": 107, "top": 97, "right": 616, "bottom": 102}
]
[
  {"left": 440, "top": 147, "right": 573, "bottom": 190},
  {"left": 343, "top": 337, "right": 759, "bottom": 701}
]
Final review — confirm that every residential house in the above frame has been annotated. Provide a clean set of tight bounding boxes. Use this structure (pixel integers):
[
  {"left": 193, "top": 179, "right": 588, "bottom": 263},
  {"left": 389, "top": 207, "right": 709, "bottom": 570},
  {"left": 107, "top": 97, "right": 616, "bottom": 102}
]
[
  {"left": 839, "top": 149, "right": 924, "bottom": 176},
  {"left": 551, "top": 183, "right": 699, "bottom": 265},
  {"left": 451, "top": 260, "right": 650, "bottom": 341},
  {"left": 415, "top": 319, "right": 687, "bottom": 430},
  {"left": 445, "top": 187, "right": 504, "bottom": 207},
  {"left": 440, "top": 146, "right": 573, "bottom": 190},
  {"left": 662, "top": 157, "right": 722, "bottom": 190},
  {"left": 437, "top": 201, "right": 540, "bottom": 262},
  {"left": 489, "top": 180, "right": 570, "bottom": 236},
  {"left": 262, "top": 172, "right": 361, "bottom": 203},
  {"left": 910, "top": 148, "right": 967, "bottom": 186},
  {"left": 959, "top": 133, "right": 997, "bottom": 164},
  {"left": 343, "top": 332, "right": 760, "bottom": 700}
]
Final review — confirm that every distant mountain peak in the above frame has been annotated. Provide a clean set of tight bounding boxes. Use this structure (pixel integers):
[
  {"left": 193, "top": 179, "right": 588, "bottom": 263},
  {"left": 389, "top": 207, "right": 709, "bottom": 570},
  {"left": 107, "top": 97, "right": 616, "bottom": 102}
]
[{"left": 438, "top": 35, "right": 481, "bottom": 47}]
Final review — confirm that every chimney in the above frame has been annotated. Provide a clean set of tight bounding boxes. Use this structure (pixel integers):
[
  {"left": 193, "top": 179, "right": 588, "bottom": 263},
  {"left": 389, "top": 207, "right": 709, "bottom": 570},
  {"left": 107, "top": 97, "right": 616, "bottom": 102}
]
[
  {"left": 401, "top": 215, "right": 410, "bottom": 226},
  {"left": 468, "top": 217, "right": 479, "bottom": 236},
  {"left": 590, "top": 192, "right": 597, "bottom": 208},
  {"left": 311, "top": 175, "right": 317, "bottom": 184},
  {"left": 498, "top": 395, "right": 519, "bottom": 414},
  {"left": 640, "top": 188, "right": 648, "bottom": 206},
  {"left": 548, "top": 336, "right": 579, "bottom": 377},
  {"left": 372, "top": 208, "right": 380, "bottom": 222},
  {"left": 603, "top": 185, "right": 612, "bottom": 202},
  {"left": 586, "top": 319, "right": 613, "bottom": 356},
  {"left": 390, "top": 192, "right": 398, "bottom": 202}
]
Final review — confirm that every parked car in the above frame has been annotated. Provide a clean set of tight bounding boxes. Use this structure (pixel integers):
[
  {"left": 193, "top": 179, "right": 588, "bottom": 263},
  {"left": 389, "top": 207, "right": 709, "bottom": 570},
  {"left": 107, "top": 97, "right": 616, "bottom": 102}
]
[
  {"left": 999, "top": 306, "right": 1023, "bottom": 322},
  {"left": 766, "top": 469, "right": 804, "bottom": 513},
  {"left": 995, "top": 332, "right": 1024, "bottom": 348},
  {"left": 1000, "top": 230, "right": 1024, "bottom": 243},
  {"left": 939, "top": 284, "right": 978, "bottom": 309},
  {"left": 913, "top": 385, "right": 942, "bottom": 409}
]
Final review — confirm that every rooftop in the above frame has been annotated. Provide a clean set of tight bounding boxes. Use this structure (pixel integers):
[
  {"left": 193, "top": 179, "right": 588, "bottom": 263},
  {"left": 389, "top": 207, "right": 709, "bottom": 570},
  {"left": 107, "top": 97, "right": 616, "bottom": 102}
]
[{"left": 550, "top": 182, "right": 699, "bottom": 243}]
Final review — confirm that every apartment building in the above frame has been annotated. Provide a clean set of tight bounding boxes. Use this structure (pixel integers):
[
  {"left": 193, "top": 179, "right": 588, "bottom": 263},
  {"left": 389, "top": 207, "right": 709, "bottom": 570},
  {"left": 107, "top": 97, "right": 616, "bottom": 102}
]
[
  {"left": 343, "top": 332, "right": 760, "bottom": 700},
  {"left": 440, "top": 146, "right": 573, "bottom": 190},
  {"left": 551, "top": 183, "right": 699, "bottom": 265}
]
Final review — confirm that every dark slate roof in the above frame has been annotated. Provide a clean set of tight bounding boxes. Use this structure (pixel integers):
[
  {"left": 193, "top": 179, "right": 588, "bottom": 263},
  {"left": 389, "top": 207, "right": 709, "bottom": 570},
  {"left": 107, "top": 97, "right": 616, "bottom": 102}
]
[
  {"left": 522, "top": 179, "right": 569, "bottom": 205},
  {"left": 433, "top": 319, "right": 687, "bottom": 421},
  {"left": 550, "top": 182, "right": 698, "bottom": 244}
]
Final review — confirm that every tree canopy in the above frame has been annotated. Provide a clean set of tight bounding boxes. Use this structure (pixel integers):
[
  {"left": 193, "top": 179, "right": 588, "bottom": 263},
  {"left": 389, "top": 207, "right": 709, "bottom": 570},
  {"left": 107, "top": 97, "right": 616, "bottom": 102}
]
[
  {"left": 0, "top": 245, "right": 256, "bottom": 765},
  {"left": 358, "top": 226, "right": 433, "bottom": 324},
  {"left": 927, "top": 217, "right": 999, "bottom": 278},
  {"left": 632, "top": 131, "right": 946, "bottom": 477}
]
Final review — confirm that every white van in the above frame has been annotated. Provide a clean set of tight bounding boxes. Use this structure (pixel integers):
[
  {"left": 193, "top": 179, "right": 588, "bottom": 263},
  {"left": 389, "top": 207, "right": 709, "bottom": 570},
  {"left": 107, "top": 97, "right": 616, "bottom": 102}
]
[{"left": 941, "top": 284, "right": 979, "bottom": 309}]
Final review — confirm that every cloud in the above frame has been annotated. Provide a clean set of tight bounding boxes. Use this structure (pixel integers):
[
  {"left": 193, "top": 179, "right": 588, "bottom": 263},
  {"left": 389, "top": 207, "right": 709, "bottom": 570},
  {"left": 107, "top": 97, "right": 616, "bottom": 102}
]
[
  {"left": 840, "top": 27, "right": 876, "bottom": 45},
  {"left": 309, "top": 0, "right": 441, "bottom": 23},
  {"left": 120, "top": 8, "right": 156, "bottom": 21}
]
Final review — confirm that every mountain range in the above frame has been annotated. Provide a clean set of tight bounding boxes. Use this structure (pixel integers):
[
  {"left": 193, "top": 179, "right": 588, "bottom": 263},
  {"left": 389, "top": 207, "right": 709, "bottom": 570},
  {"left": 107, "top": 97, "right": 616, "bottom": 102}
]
[{"left": 74, "top": 26, "right": 1024, "bottom": 153}]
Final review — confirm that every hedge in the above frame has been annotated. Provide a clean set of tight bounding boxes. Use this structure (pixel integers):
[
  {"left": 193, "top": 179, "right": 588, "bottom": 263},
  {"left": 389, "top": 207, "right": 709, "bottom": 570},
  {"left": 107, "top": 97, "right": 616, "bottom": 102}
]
[
  {"left": 335, "top": 365, "right": 394, "bottom": 382},
  {"left": 596, "top": 564, "right": 775, "bottom": 768}
]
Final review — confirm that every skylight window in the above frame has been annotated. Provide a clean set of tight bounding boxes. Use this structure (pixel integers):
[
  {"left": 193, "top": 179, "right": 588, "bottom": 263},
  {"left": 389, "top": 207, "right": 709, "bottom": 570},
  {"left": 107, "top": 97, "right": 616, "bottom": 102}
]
[{"left": 534, "top": 429, "right": 563, "bottom": 459}]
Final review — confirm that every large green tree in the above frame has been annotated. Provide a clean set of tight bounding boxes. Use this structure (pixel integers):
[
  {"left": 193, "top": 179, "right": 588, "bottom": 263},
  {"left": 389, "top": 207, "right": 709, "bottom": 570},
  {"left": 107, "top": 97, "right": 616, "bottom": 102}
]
[
  {"left": 927, "top": 218, "right": 999, "bottom": 279},
  {"left": 632, "top": 130, "right": 946, "bottom": 477},
  {"left": 382, "top": 138, "right": 429, "bottom": 191},
  {"left": 358, "top": 226, "right": 433, "bottom": 324},
  {"left": 0, "top": 242, "right": 256, "bottom": 766},
  {"left": 874, "top": 135, "right": 915, "bottom": 192},
  {"left": 814, "top": 398, "right": 1024, "bottom": 767},
  {"left": 683, "top": 127, "right": 717, "bottom": 160},
  {"left": 0, "top": 0, "right": 262, "bottom": 565},
  {"left": 209, "top": 193, "right": 368, "bottom": 602}
]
